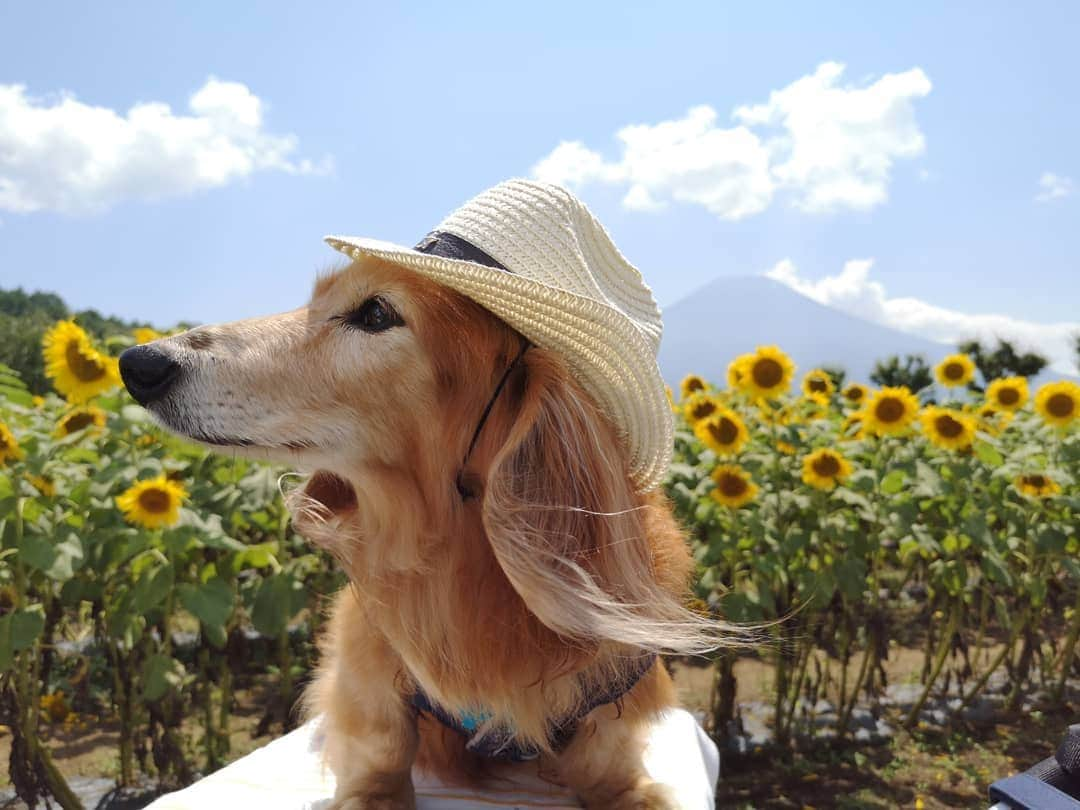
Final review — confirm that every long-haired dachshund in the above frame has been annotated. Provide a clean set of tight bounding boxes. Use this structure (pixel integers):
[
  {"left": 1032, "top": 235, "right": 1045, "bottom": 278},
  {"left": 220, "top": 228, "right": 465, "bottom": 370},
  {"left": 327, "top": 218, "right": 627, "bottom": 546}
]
[{"left": 121, "top": 211, "right": 726, "bottom": 810}]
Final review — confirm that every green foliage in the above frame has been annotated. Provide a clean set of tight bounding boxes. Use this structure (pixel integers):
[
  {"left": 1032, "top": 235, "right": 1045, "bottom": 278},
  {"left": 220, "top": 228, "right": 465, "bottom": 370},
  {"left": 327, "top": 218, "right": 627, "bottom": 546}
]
[
  {"left": 668, "top": 365, "right": 1078, "bottom": 744},
  {"left": 0, "top": 360, "right": 344, "bottom": 804},
  {"left": 958, "top": 338, "right": 1048, "bottom": 389},
  {"left": 0, "top": 286, "right": 163, "bottom": 395},
  {"left": 821, "top": 364, "right": 847, "bottom": 392},
  {"left": 870, "top": 354, "right": 933, "bottom": 392}
]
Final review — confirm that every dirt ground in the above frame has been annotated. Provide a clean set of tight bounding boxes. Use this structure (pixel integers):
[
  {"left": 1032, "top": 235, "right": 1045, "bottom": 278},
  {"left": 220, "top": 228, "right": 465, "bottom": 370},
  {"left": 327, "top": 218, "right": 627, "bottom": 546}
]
[{"left": 1, "top": 658, "right": 1070, "bottom": 809}]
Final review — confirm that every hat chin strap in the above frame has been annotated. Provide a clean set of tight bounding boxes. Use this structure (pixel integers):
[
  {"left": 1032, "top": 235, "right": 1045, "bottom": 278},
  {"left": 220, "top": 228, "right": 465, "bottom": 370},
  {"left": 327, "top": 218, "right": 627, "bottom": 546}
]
[
  {"left": 411, "top": 230, "right": 532, "bottom": 502},
  {"left": 455, "top": 338, "right": 530, "bottom": 501}
]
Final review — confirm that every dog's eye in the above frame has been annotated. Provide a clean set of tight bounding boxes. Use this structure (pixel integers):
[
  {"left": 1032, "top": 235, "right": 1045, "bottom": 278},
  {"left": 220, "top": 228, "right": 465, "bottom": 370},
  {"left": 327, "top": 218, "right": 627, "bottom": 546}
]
[{"left": 342, "top": 297, "right": 404, "bottom": 333}]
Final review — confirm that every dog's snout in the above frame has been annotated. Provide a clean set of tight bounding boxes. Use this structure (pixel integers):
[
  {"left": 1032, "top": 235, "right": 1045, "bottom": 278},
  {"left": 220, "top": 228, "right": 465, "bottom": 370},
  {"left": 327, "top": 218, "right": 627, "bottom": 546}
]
[{"left": 119, "top": 345, "right": 181, "bottom": 406}]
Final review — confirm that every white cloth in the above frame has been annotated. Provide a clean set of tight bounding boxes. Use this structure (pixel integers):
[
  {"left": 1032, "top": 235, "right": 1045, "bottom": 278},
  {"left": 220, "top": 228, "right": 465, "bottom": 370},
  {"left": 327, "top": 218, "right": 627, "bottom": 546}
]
[{"left": 147, "top": 709, "right": 719, "bottom": 809}]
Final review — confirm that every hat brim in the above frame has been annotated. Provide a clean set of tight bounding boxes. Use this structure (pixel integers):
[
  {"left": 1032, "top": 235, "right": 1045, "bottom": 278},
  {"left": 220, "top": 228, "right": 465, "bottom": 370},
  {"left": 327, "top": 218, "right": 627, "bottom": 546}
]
[{"left": 325, "top": 235, "right": 673, "bottom": 493}]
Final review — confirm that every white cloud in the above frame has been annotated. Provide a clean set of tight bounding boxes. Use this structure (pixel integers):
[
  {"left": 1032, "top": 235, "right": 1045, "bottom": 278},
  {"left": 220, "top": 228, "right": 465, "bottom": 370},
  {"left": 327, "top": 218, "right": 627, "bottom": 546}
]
[
  {"left": 765, "top": 258, "right": 1080, "bottom": 374},
  {"left": 1036, "top": 171, "right": 1074, "bottom": 202},
  {"left": 532, "top": 62, "right": 931, "bottom": 220},
  {"left": 0, "top": 78, "right": 330, "bottom": 214}
]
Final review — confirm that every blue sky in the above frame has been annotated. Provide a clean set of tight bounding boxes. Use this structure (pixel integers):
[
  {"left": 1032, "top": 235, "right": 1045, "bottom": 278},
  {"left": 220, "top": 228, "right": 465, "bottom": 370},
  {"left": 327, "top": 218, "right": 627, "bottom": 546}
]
[{"left": 1, "top": 2, "right": 1077, "bottom": 368}]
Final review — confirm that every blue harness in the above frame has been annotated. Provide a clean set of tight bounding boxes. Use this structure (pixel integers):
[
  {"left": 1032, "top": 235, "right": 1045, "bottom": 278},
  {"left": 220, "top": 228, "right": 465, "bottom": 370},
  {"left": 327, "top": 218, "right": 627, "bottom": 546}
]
[{"left": 410, "top": 655, "right": 657, "bottom": 761}]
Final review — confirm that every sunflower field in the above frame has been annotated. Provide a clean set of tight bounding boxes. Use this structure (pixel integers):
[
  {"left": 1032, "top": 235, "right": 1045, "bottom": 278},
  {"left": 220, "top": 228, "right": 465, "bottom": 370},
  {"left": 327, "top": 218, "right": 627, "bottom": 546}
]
[
  {"left": 1, "top": 321, "right": 1079, "bottom": 808},
  {"left": 1, "top": 322, "right": 343, "bottom": 808},
  {"left": 667, "top": 347, "right": 1079, "bottom": 747}
]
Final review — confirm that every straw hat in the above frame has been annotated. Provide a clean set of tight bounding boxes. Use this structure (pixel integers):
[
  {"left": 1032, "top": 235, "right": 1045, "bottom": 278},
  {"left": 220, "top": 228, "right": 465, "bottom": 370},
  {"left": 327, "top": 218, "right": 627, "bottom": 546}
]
[{"left": 325, "top": 179, "right": 672, "bottom": 492}]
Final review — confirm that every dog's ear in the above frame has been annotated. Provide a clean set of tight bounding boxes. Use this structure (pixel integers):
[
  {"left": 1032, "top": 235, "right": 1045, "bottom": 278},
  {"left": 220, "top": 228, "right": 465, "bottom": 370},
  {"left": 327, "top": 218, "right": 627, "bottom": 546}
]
[{"left": 480, "top": 349, "right": 719, "bottom": 654}]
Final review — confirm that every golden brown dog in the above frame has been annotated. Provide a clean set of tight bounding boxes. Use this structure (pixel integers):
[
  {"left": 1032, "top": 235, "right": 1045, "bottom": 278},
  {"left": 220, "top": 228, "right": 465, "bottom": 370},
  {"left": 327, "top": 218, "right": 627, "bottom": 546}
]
[{"left": 120, "top": 256, "right": 724, "bottom": 809}]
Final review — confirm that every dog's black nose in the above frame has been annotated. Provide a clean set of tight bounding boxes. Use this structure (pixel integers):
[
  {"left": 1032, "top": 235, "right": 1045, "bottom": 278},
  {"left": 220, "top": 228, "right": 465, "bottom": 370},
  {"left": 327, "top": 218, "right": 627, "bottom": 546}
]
[{"left": 119, "top": 345, "right": 181, "bottom": 405}]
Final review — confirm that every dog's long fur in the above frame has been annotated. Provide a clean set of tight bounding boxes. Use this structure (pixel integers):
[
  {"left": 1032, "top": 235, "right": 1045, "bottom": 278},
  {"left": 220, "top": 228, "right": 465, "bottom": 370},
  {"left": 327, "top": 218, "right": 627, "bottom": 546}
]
[{"left": 134, "top": 257, "right": 726, "bottom": 808}]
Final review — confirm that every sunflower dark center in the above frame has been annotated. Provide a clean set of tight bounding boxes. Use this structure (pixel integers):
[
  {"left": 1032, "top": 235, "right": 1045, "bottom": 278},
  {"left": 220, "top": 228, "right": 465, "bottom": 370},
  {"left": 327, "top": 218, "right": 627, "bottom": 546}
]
[
  {"left": 943, "top": 362, "right": 966, "bottom": 380},
  {"left": 996, "top": 387, "right": 1020, "bottom": 406},
  {"left": 0, "top": 434, "right": 8, "bottom": 450},
  {"left": 691, "top": 401, "right": 717, "bottom": 421},
  {"left": 812, "top": 454, "right": 841, "bottom": 477},
  {"left": 138, "top": 488, "right": 171, "bottom": 514},
  {"left": 718, "top": 473, "right": 748, "bottom": 497},
  {"left": 752, "top": 358, "right": 783, "bottom": 389},
  {"left": 875, "top": 397, "right": 905, "bottom": 423},
  {"left": 708, "top": 417, "right": 739, "bottom": 446},
  {"left": 63, "top": 412, "right": 95, "bottom": 433},
  {"left": 1047, "top": 393, "right": 1075, "bottom": 418},
  {"left": 65, "top": 340, "right": 107, "bottom": 382},
  {"left": 685, "top": 378, "right": 704, "bottom": 394},
  {"left": 1023, "top": 475, "right": 1047, "bottom": 488},
  {"left": 935, "top": 414, "right": 964, "bottom": 439},
  {"left": 845, "top": 387, "right": 864, "bottom": 401},
  {"left": 808, "top": 377, "right": 829, "bottom": 393}
]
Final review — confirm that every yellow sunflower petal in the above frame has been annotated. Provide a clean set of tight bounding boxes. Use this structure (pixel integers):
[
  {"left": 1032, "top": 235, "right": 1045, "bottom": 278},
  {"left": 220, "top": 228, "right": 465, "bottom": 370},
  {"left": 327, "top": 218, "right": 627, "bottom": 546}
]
[
  {"left": 985, "top": 376, "right": 1029, "bottom": 412},
  {"left": 42, "top": 320, "right": 120, "bottom": 403},
  {"left": 863, "top": 386, "right": 920, "bottom": 436},
  {"left": 727, "top": 354, "right": 754, "bottom": 390},
  {"left": 680, "top": 374, "right": 706, "bottom": 400},
  {"left": 920, "top": 406, "right": 977, "bottom": 451},
  {"left": 802, "top": 369, "right": 836, "bottom": 399},
  {"left": 683, "top": 391, "right": 722, "bottom": 424},
  {"left": 116, "top": 475, "right": 188, "bottom": 529},
  {"left": 709, "top": 464, "right": 758, "bottom": 508},
  {"left": 0, "top": 422, "right": 25, "bottom": 465},
  {"left": 694, "top": 408, "right": 749, "bottom": 456},
  {"left": 133, "top": 327, "right": 162, "bottom": 345},
  {"left": 935, "top": 353, "right": 976, "bottom": 388},
  {"left": 56, "top": 406, "right": 107, "bottom": 438},
  {"left": 1015, "top": 473, "right": 1061, "bottom": 499},
  {"left": 1034, "top": 380, "right": 1080, "bottom": 428},
  {"left": 842, "top": 383, "right": 870, "bottom": 407},
  {"left": 740, "top": 346, "right": 795, "bottom": 400},
  {"left": 801, "top": 448, "right": 853, "bottom": 491}
]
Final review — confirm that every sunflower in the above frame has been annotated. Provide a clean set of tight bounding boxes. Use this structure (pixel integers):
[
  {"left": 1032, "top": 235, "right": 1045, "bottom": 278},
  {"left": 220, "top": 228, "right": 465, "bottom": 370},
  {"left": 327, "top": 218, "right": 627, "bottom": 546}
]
[
  {"left": 709, "top": 464, "right": 758, "bottom": 508},
  {"left": 776, "top": 440, "right": 797, "bottom": 455},
  {"left": 1015, "top": 473, "right": 1061, "bottom": 499},
  {"left": 0, "top": 422, "right": 24, "bottom": 464},
  {"left": 935, "top": 353, "right": 976, "bottom": 388},
  {"left": 802, "top": 370, "right": 835, "bottom": 399},
  {"left": 920, "top": 406, "right": 977, "bottom": 451},
  {"left": 665, "top": 385, "right": 677, "bottom": 412},
  {"left": 801, "top": 393, "right": 830, "bottom": 416},
  {"left": 1035, "top": 380, "right": 1080, "bottom": 428},
  {"left": 842, "top": 383, "right": 870, "bottom": 407},
  {"left": 26, "top": 474, "right": 56, "bottom": 497},
  {"left": 985, "top": 376, "right": 1028, "bottom": 412},
  {"left": 42, "top": 320, "right": 120, "bottom": 403},
  {"left": 56, "top": 406, "right": 107, "bottom": 437},
  {"left": 727, "top": 354, "right": 753, "bottom": 389},
  {"left": 116, "top": 476, "right": 187, "bottom": 529},
  {"left": 680, "top": 374, "right": 706, "bottom": 400},
  {"left": 840, "top": 412, "right": 866, "bottom": 441},
  {"left": 694, "top": 408, "right": 749, "bottom": 456},
  {"left": 976, "top": 404, "right": 1013, "bottom": 436},
  {"left": 740, "top": 346, "right": 795, "bottom": 400},
  {"left": 862, "top": 386, "right": 920, "bottom": 436},
  {"left": 683, "top": 392, "right": 722, "bottom": 424},
  {"left": 40, "top": 692, "right": 71, "bottom": 724},
  {"left": 802, "top": 448, "right": 853, "bottom": 491},
  {"left": 133, "top": 327, "right": 162, "bottom": 345},
  {"left": 757, "top": 401, "right": 797, "bottom": 427},
  {"left": 32, "top": 395, "right": 45, "bottom": 408}
]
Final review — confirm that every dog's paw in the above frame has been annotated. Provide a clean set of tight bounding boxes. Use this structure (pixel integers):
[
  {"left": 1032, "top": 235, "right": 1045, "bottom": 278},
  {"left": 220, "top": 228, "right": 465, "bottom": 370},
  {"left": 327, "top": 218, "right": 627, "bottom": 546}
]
[{"left": 587, "top": 780, "right": 681, "bottom": 810}]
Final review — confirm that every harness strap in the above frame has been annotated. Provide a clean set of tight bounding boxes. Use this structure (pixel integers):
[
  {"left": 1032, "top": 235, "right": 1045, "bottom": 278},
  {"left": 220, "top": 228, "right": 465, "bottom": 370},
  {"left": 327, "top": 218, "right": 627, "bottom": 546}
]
[{"left": 411, "top": 655, "right": 658, "bottom": 761}]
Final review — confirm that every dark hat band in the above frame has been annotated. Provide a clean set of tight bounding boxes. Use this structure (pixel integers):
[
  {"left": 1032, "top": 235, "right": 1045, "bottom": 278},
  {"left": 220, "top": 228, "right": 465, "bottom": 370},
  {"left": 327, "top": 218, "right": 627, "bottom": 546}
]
[{"left": 414, "top": 231, "right": 509, "bottom": 272}]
